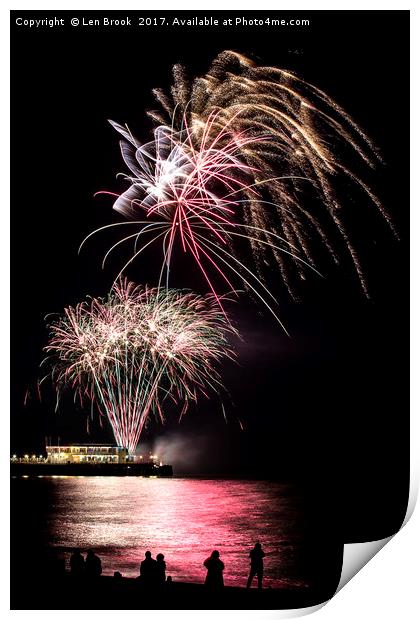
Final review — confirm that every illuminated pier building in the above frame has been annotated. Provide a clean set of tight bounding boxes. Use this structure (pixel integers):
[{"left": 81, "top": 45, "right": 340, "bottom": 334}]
[
  {"left": 10, "top": 444, "right": 169, "bottom": 475},
  {"left": 45, "top": 444, "right": 128, "bottom": 464}
]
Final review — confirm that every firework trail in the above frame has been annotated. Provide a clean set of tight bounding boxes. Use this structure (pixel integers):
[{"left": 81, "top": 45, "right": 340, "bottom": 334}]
[
  {"left": 148, "top": 50, "right": 394, "bottom": 297},
  {"left": 42, "top": 280, "right": 236, "bottom": 454}
]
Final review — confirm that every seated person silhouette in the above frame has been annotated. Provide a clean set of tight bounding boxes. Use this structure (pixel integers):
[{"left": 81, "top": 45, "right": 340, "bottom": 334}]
[
  {"left": 70, "top": 549, "right": 85, "bottom": 576},
  {"left": 85, "top": 550, "right": 102, "bottom": 578},
  {"left": 156, "top": 553, "right": 166, "bottom": 585},
  {"left": 139, "top": 550, "right": 157, "bottom": 587}
]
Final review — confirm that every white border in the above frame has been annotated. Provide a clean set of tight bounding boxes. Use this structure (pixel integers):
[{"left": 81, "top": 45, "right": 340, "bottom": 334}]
[{"left": 3, "top": 2, "right": 417, "bottom": 619}]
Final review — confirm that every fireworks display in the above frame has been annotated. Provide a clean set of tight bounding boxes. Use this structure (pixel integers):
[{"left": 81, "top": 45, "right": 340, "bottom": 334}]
[
  {"left": 40, "top": 51, "right": 393, "bottom": 443},
  {"left": 84, "top": 50, "right": 392, "bottom": 312},
  {"left": 42, "top": 280, "right": 236, "bottom": 453}
]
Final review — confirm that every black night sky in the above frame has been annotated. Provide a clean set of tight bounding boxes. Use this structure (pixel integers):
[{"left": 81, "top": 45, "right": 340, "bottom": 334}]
[{"left": 11, "top": 10, "right": 409, "bottom": 545}]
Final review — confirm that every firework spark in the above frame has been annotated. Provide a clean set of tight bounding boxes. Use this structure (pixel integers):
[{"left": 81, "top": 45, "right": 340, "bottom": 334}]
[{"left": 42, "top": 280, "right": 236, "bottom": 454}]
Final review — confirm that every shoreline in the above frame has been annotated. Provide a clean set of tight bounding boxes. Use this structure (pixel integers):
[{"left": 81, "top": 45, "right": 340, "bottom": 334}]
[{"left": 11, "top": 573, "right": 322, "bottom": 610}]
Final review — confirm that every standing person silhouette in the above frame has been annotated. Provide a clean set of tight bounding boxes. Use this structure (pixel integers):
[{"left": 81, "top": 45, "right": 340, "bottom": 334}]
[
  {"left": 246, "top": 542, "right": 265, "bottom": 589},
  {"left": 204, "top": 550, "right": 225, "bottom": 589}
]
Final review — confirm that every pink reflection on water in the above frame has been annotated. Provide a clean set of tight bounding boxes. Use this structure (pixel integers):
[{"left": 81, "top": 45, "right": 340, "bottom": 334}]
[{"left": 48, "top": 477, "right": 305, "bottom": 589}]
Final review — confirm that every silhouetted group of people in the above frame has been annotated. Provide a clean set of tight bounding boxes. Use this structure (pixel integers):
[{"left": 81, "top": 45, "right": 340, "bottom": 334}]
[
  {"left": 203, "top": 542, "right": 266, "bottom": 590},
  {"left": 68, "top": 542, "right": 266, "bottom": 590},
  {"left": 70, "top": 549, "right": 102, "bottom": 578},
  {"left": 139, "top": 551, "right": 167, "bottom": 586}
]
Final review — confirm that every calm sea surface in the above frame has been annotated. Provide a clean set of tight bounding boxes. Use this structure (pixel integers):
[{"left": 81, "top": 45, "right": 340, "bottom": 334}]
[{"left": 12, "top": 477, "right": 305, "bottom": 589}]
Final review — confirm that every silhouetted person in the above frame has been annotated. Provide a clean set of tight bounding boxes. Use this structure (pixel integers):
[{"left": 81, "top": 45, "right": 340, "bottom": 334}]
[
  {"left": 85, "top": 550, "right": 102, "bottom": 578},
  {"left": 156, "top": 553, "right": 166, "bottom": 585},
  {"left": 246, "top": 542, "right": 265, "bottom": 589},
  {"left": 140, "top": 550, "right": 157, "bottom": 586},
  {"left": 70, "top": 549, "right": 85, "bottom": 576},
  {"left": 204, "top": 550, "right": 224, "bottom": 589},
  {"left": 114, "top": 571, "right": 122, "bottom": 580}
]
